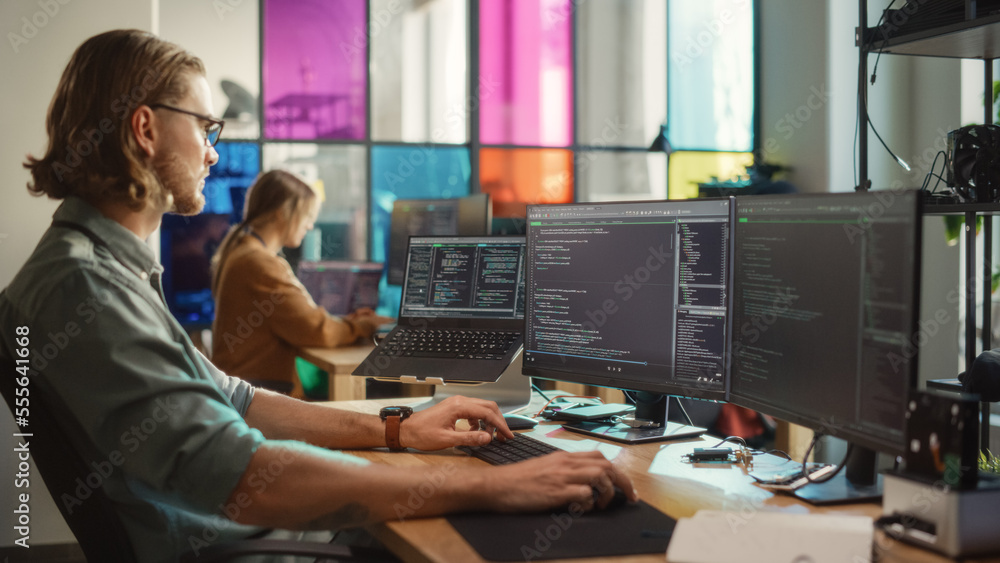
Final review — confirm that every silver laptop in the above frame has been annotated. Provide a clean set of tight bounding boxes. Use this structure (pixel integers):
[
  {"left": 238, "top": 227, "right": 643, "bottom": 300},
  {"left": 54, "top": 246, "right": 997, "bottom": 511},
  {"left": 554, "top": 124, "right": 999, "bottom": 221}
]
[{"left": 353, "top": 236, "right": 526, "bottom": 384}]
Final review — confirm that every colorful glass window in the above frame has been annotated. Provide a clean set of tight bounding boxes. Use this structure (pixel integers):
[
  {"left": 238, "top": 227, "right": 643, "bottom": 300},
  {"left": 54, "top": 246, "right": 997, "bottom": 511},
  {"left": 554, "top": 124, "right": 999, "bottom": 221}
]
[
  {"left": 370, "top": 0, "right": 469, "bottom": 143},
  {"left": 576, "top": 151, "right": 667, "bottom": 202},
  {"left": 479, "top": 0, "right": 573, "bottom": 147},
  {"left": 480, "top": 148, "right": 573, "bottom": 217},
  {"left": 369, "top": 146, "right": 472, "bottom": 264},
  {"left": 204, "top": 142, "right": 262, "bottom": 219},
  {"left": 263, "top": 0, "right": 368, "bottom": 140},
  {"left": 262, "top": 143, "right": 369, "bottom": 260},
  {"left": 576, "top": 0, "right": 666, "bottom": 148},
  {"left": 667, "top": 0, "right": 754, "bottom": 152},
  {"left": 668, "top": 151, "right": 754, "bottom": 200}
]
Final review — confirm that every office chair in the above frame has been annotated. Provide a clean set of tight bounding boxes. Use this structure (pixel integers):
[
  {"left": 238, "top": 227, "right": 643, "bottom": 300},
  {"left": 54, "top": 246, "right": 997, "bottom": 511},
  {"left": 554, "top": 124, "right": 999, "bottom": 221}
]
[{"left": 0, "top": 356, "right": 397, "bottom": 562}]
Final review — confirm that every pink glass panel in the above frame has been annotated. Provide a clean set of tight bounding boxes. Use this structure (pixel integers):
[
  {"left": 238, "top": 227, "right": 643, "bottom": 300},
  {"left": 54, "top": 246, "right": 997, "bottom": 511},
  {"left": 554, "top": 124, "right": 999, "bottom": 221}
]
[
  {"left": 263, "top": 0, "right": 367, "bottom": 140},
  {"left": 479, "top": 0, "right": 573, "bottom": 146}
]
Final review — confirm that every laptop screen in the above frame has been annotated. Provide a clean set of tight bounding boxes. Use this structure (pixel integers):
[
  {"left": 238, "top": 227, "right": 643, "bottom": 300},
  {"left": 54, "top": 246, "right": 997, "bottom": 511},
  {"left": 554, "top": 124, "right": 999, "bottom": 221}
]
[
  {"left": 296, "top": 261, "right": 383, "bottom": 315},
  {"left": 399, "top": 236, "right": 526, "bottom": 320}
]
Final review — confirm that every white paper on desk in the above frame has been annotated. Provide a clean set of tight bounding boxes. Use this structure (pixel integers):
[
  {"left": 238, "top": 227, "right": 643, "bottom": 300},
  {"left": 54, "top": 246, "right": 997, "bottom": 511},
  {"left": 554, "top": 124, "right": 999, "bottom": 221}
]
[{"left": 665, "top": 510, "right": 873, "bottom": 563}]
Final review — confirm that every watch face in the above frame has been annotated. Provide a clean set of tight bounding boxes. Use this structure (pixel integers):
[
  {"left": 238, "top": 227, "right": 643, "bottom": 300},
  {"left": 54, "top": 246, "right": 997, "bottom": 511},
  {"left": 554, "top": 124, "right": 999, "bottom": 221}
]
[{"left": 380, "top": 406, "right": 413, "bottom": 419}]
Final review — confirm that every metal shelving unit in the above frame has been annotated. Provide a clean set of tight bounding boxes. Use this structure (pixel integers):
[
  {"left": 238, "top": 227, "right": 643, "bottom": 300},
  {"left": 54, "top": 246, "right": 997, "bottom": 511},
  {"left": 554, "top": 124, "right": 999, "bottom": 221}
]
[{"left": 857, "top": 0, "right": 1000, "bottom": 452}]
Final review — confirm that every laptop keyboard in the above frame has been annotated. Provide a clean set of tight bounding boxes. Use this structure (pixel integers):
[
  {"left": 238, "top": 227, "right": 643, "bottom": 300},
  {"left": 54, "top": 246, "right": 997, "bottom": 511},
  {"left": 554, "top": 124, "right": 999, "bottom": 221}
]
[
  {"left": 458, "top": 433, "right": 561, "bottom": 465},
  {"left": 377, "top": 329, "right": 519, "bottom": 360}
]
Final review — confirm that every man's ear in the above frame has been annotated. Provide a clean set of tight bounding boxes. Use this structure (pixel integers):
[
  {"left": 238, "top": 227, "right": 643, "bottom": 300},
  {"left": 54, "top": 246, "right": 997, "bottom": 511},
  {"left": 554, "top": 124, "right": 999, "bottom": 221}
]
[{"left": 131, "top": 105, "right": 157, "bottom": 157}]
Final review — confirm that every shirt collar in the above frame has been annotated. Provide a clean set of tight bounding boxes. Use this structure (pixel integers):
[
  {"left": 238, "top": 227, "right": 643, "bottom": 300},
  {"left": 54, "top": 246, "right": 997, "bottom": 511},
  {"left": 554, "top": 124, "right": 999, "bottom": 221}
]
[{"left": 53, "top": 197, "right": 163, "bottom": 279}]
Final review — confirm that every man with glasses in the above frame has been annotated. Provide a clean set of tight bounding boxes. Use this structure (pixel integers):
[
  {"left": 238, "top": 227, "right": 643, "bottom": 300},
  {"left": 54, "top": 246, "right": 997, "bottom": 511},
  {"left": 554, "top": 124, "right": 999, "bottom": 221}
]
[{"left": 0, "top": 29, "right": 635, "bottom": 563}]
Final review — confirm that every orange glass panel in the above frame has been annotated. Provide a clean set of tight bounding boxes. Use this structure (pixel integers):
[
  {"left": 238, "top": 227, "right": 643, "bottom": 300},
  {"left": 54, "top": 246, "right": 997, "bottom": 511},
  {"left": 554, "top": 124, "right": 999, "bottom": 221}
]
[
  {"left": 668, "top": 151, "right": 754, "bottom": 199},
  {"left": 480, "top": 148, "right": 573, "bottom": 217}
]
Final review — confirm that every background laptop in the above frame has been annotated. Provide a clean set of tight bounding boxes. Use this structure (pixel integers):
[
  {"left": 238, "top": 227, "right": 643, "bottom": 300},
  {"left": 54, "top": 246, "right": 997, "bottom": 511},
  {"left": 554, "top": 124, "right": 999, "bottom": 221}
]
[
  {"left": 296, "top": 261, "right": 383, "bottom": 316},
  {"left": 353, "top": 235, "right": 526, "bottom": 384}
]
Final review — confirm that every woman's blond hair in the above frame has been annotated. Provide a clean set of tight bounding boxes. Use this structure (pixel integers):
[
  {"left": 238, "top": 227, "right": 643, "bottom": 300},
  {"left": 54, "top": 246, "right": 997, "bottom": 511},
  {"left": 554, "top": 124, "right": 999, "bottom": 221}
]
[
  {"left": 24, "top": 29, "right": 205, "bottom": 209},
  {"left": 210, "top": 170, "right": 318, "bottom": 294}
]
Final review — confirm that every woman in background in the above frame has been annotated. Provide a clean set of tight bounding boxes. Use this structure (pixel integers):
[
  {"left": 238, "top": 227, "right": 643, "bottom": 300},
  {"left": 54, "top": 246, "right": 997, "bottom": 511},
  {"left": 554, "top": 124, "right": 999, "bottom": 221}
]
[{"left": 211, "top": 169, "right": 390, "bottom": 397}]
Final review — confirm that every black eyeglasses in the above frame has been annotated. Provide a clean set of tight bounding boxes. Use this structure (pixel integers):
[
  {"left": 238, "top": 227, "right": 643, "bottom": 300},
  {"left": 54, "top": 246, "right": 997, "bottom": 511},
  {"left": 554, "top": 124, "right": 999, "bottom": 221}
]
[{"left": 149, "top": 103, "right": 225, "bottom": 147}]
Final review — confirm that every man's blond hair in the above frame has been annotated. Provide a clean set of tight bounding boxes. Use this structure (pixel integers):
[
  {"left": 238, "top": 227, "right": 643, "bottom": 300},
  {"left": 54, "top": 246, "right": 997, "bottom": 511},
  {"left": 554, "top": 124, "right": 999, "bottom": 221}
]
[{"left": 24, "top": 29, "right": 206, "bottom": 209}]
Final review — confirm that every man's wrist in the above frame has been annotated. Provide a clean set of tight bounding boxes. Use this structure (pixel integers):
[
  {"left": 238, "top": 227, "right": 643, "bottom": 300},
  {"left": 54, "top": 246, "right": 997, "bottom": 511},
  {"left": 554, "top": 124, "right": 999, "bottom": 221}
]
[{"left": 379, "top": 406, "right": 413, "bottom": 450}]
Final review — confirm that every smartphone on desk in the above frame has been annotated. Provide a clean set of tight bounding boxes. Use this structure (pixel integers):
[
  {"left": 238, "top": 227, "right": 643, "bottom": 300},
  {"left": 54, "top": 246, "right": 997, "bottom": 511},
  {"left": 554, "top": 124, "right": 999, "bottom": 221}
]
[{"left": 752, "top": 463, "right": 837, "bottom": 491}]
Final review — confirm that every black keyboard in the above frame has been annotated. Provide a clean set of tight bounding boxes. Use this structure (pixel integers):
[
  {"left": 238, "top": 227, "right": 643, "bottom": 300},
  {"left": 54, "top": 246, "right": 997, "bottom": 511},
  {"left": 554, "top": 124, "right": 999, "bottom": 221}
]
[
  {"left": 377, "top": 329, "right": 519, "bottom": 360},
  {"left": 458, "top": 433, "right": 561, "bottom": 465}
]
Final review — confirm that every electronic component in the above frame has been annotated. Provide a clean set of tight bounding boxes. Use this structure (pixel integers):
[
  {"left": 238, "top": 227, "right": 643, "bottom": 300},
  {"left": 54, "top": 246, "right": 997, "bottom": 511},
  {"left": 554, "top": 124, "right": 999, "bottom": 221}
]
[{"left": 688, "top": 447, "right": 733, "bottom": 462}]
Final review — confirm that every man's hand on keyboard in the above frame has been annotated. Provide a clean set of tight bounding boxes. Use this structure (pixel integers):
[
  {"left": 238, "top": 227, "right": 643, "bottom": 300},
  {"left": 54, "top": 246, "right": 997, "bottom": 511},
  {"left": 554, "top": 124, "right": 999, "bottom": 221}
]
[
  {"left": 399, "top": 395, "right": 514, "bottom": 451},
  {"left": 485, "top": 451, "right": 638, "bottom": 512}
]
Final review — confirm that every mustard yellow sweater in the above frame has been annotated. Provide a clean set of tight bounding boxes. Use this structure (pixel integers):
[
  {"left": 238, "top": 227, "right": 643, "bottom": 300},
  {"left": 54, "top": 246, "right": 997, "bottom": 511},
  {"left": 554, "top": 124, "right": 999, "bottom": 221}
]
[{"left": 211, "top": 234, "right": 367, "bottom": 393}]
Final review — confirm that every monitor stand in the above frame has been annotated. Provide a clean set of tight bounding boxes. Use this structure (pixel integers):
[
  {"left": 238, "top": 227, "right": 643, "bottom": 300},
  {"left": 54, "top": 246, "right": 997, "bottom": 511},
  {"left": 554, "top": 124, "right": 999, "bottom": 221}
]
[
  {"left": 562, "top": 392, "right": 705, "bottom": 444},
  {"left": 793, "top": 445, "right": 882, "bottom": 505},
  {"left": 407, "top": 353, "right": 532, "bottom": 414}
]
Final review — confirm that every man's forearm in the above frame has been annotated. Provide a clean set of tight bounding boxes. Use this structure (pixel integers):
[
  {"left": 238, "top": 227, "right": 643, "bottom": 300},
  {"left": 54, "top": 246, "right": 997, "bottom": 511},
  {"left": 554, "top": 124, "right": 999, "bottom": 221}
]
[
  {"left": 243, "top": 390, "right": 388, "bottom": 449},
  {"left": 226, "top": 443, "right": 489, "bottom": 529}
]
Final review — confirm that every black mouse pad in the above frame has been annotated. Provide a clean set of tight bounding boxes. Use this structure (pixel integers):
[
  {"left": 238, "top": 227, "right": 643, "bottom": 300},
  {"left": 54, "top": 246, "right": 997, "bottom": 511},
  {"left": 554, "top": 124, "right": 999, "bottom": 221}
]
[{"left": 446, "top": 500, "right": 675, "bottom": 561}]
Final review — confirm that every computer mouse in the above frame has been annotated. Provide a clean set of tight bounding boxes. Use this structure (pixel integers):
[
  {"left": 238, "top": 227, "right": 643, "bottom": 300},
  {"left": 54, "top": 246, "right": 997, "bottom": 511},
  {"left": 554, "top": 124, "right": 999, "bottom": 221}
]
[
  {"left": 591, "top": 485, "right": 629, "bottom": 510},
  {"left": 502, "top": 413, "right": 538, "bottom": 430}
]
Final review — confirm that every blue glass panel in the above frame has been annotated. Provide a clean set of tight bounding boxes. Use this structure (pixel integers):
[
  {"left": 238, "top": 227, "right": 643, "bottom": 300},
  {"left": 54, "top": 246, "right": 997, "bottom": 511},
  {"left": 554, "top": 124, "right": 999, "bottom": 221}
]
[
  {"left": 161, "top": 142, "right": 261, "bottom": 327},
  {"left": 667, "top": 0, "right": 754, "bottom": 152},
  {"left": 204, "top": 142, "right": 261, "bottom": 222},
  {"left": 160, "top": 214, "right": 233, "bottom": 327},
  {"left": 370, "top": 146, "right": 471, "bottom": 314}
]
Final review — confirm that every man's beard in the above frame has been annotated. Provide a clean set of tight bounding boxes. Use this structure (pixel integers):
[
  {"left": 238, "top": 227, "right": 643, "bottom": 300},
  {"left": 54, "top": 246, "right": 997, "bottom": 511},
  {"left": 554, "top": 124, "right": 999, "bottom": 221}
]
[{"left": 155, "top": 153, "right": 205, "bottom": 216}]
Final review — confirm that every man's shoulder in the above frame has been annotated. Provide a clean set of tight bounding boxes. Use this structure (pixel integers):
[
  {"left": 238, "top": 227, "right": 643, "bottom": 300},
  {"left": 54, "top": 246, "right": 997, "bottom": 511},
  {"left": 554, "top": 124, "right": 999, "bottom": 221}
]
[{"left": 3, "top": 227, "right": 110, "bottom": 315}]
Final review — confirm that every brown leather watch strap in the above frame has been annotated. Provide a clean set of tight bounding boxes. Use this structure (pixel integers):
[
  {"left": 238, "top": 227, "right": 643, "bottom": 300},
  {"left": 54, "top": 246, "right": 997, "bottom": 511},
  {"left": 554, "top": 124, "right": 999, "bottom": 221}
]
[{"left": 385, "top": 415, "right": 404, "bottom": 450}]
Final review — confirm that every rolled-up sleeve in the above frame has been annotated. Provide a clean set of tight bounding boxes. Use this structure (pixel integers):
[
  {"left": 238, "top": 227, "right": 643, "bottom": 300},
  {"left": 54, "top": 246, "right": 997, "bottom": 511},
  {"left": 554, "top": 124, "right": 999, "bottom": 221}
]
[{"left": 199, "top": 349, "right": 256, "bottom": 416}]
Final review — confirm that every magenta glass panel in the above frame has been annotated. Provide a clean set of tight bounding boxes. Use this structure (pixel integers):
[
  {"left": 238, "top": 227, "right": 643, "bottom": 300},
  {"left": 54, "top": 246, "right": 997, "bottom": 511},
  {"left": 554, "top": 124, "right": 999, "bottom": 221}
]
[
  {"left": 479, "top": 0, "right": 573, "bottom": 146},
  {"left": 263, "top": 0, "right": 367, "bottom": 140}
]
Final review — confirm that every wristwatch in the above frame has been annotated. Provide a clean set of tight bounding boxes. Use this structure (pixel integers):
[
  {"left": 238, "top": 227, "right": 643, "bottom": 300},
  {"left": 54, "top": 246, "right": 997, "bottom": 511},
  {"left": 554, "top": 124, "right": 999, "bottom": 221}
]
[{"left": 379, "top": 406, "right": 414, "bottom": 451}]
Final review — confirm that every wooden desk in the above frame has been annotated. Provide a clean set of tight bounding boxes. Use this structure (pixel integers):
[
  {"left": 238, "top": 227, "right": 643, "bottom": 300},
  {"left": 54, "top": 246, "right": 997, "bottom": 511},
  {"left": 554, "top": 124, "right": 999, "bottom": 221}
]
[
  {"left": 300, "top": 345, "right": 434, "bottom": 402},
  {"left": 300, "top": 344, "right": 374, "bottom": 401},
  {"left": 329, "top": 397, "right": 993, "bottom": 563}
]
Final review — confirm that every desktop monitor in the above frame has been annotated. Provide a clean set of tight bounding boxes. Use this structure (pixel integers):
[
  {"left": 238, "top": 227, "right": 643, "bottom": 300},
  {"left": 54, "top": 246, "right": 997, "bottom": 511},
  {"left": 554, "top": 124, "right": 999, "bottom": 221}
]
[
  {"left": 159, "top": 213, "right": 233, "bottom": 327},
  {"left": 729, "top": 190, "right": 921, "bottom": 504},
  {"left": 523, "top": 198, "right": 734, "bottom": 442},
  {"left": 296, "top": 261, "right": 383, "bottom": 316},
  {"left": 386, "top": 194, "right": 493, "bottom": 285}
]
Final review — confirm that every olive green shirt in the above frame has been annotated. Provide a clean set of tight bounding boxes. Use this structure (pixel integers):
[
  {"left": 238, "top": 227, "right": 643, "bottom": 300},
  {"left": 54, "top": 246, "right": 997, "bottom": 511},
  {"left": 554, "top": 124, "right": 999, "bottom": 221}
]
[{"left": 0, "top": 197, "right": 269, "bottom": 562}]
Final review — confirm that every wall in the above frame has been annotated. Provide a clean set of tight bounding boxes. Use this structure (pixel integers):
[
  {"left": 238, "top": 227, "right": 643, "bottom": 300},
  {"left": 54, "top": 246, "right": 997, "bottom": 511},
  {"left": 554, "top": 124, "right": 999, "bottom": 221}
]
[
  {"left": 0, "top": 0, "right": 156, "bottom": 548},
  {"left": 757, "top": 0, "right": 830, "bottom": 194}
]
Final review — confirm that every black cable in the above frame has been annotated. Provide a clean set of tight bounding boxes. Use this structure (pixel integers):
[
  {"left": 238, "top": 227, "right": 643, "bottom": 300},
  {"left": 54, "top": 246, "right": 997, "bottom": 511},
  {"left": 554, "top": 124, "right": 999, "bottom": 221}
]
[
  {"left": 801, "top": 433, "right": 851, "bottom": 485},
  {"left": 673, "top": 397, "right": 694, "bottom": 427},
  {"left": 866, "top": 110, "right": 911, "bottom": 171},
  {"left": 869, "top": 0, "right": 896, "bottom": 86},
  {"left": 531, "top": 383, "right": 552, "bottom": 402},
  {"left": 856, "top": 0, "right": 902, "bottom": 189},
  {"left": 920, "top": 150, "right": 949, "bottom": 193},
  {"left": 708, "top": 436, "right": 785, "bottom": 460},
  {"left": 710, "top": 436, "right": 747, "bottom": 448}
]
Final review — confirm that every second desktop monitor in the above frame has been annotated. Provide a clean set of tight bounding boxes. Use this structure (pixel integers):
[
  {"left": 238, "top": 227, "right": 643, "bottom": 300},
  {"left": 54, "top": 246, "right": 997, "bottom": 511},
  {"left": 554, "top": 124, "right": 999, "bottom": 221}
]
[{"left": 522, "top": 198, "right": 733, "bottom": 401}]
